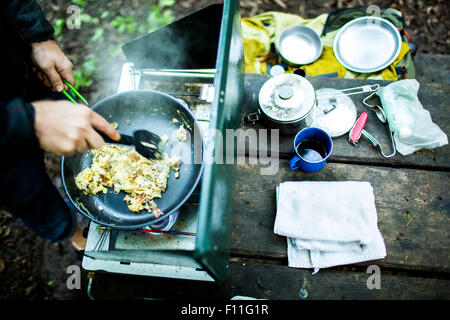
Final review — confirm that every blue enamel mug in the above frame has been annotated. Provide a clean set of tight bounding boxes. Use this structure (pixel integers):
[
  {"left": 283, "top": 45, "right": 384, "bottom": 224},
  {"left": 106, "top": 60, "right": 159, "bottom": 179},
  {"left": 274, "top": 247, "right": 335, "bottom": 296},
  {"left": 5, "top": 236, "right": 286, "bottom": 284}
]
[{"left": 289, "top": 127, "right": 333, "bottom": 172}]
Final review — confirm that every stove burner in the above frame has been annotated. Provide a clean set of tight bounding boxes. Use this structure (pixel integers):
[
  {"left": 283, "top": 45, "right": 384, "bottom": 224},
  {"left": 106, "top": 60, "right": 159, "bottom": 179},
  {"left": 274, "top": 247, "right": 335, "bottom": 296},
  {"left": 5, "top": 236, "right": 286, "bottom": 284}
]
[{"left": 141, "top": 209, "right": 180, "bottom": 234}]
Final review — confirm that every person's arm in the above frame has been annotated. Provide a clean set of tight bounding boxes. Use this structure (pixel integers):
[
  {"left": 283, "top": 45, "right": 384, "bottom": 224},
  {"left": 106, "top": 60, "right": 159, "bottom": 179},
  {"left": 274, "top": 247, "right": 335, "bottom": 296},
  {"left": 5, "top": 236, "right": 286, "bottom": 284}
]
[
  {"left": 0, "top": 98, "right": 120, "bottom": 170},
  {"left": 32, "top": 100, "right": 121, "bottom": 156},
  {"left": 1, "top": 0, "right": 54, "bottom": 43},
  {"left": 31, "top": 40, "right": 75, "bottom": 92},
  {"left": 2, "top": 0, "right": 75, "bottom": 91},
  {"left": 0, "top": 98, "right": 40, "bottom": 169}
]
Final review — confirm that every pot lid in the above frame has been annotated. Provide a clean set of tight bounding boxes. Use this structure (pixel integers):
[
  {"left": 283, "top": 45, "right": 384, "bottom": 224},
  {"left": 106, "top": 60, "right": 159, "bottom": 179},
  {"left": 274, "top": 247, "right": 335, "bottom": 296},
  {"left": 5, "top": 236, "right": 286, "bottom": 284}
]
[
  {"left": 258, "top": 74, "right": 315, "bottom": 122},
  {"left": 311, "top": 88, "right": 357, "bottom": 137}
]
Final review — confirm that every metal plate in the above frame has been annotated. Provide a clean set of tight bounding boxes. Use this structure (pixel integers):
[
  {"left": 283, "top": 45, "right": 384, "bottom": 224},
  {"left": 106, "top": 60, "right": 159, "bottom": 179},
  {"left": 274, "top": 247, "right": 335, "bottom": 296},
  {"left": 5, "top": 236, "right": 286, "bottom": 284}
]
[
  {"left": 276, "top": 25, "right": 323, "bottom": 65},
  {"left": 333, "top": 17, "right": 402, "bottom": 73}
]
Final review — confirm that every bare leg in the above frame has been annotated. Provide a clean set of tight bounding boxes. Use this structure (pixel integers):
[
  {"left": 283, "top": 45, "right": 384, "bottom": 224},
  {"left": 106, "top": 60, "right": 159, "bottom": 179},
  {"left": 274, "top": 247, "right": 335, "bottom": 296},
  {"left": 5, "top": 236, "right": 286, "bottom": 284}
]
[{"left": 70, "top": 226, "right": 86, "bottom": 251}]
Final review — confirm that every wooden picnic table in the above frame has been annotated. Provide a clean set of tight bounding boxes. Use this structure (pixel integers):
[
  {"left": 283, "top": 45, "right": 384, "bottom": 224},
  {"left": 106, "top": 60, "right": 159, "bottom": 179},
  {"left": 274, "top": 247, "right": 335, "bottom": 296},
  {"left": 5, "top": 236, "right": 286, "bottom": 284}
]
[
  {"left": 224, "top": 74, "right": 450, "bottom": 299},
  {"left": 88, "top": 73, "right": 449, "bottom": 301}
]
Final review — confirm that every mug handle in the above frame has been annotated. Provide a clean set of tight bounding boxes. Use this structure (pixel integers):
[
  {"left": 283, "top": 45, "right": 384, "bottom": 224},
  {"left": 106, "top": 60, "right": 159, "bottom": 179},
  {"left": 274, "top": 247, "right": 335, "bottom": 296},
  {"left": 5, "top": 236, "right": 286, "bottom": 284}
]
[{"left": 289, "top": 155, "right": 301, "bottom": 170}]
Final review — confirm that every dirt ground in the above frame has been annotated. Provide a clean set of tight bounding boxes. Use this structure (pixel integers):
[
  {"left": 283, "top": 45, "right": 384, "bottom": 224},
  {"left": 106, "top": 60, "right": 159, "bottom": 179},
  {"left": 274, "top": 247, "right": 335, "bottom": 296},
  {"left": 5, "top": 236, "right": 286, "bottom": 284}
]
[{"left": 0, "top": 0, "right": 449, "bottom": 300}]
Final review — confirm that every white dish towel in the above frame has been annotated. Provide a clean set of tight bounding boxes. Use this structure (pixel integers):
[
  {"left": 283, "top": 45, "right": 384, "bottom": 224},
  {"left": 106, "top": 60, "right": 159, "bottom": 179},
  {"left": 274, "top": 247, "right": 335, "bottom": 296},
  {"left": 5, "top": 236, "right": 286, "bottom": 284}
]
[{"left": 274, "top": 181, "right": 386, "bottom": 273}]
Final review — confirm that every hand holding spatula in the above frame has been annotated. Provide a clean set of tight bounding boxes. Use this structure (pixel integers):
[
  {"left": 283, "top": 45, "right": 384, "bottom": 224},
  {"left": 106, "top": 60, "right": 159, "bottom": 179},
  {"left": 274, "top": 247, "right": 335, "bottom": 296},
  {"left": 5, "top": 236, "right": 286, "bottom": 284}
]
[{"left": 62, "top": 79, "right": 163, "bottom": 160}]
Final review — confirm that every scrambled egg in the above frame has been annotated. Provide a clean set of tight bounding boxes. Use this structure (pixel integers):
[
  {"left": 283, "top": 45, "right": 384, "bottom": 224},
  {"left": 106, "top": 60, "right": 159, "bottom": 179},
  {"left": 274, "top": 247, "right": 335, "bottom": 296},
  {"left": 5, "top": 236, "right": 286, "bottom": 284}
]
[
  {"left": 75, "top": 144, "right": 182, "bottom": 217},
  {"left": 176, "top": 124, "right": 188, "bottom": 142}
]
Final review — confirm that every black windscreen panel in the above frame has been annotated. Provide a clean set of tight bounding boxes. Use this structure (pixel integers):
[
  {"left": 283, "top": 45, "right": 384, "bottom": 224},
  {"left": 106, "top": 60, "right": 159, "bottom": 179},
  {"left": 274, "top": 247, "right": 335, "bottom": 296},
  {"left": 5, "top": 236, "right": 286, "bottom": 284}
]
[{"left": 122, "top": 3, "right": 223, "bottom": 69}]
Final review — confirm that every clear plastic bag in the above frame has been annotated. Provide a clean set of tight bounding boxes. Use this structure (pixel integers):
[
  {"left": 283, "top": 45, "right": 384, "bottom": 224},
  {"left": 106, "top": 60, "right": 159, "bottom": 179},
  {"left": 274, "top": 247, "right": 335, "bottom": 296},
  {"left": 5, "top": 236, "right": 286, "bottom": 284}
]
[{"left": 377, "top": 79, "right": 448, "bottom": 156}]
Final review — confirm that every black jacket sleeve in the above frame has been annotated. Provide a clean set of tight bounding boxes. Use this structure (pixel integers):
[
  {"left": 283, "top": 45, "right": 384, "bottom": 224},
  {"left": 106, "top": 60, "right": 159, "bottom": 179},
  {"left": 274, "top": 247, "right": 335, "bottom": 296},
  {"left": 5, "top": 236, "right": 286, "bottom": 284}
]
[
  {"left": 1, "top": 0, "right": 54, "bottom": 43},
  {"left": 0, "top": 98, "right": 40, "bottom": 170}
]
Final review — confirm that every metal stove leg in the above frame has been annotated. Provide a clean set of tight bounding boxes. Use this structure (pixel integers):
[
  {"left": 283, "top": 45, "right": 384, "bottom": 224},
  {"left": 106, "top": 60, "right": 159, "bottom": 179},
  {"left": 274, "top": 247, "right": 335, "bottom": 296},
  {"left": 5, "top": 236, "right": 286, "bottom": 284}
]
[{"left": 86, "top": 272, "right": 95, "bottom": 300}]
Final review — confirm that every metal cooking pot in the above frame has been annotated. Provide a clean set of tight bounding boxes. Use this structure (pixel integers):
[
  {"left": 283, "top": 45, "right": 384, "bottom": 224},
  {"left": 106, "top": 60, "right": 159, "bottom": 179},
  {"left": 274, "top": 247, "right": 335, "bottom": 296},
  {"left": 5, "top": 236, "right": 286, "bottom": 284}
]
[{"left": 244, "top": 73, "right": 316, "bottom": 135}]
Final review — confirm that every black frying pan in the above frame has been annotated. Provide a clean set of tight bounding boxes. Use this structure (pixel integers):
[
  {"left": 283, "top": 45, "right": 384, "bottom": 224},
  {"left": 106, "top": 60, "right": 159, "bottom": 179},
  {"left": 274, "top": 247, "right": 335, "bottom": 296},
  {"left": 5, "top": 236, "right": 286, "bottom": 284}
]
[{"left": 61, "top": 90, "right": 204, "bottom": 229}]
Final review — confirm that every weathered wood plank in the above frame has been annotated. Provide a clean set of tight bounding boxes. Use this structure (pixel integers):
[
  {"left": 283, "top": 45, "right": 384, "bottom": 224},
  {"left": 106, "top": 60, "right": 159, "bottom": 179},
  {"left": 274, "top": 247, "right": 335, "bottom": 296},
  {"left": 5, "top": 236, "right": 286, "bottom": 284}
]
[
  {"left": 414, "top": 53, "right": 450, "bottom": 85},
  {"left": 242, "top": 74, "right": 450, "bottom": 170},
  {"left": 226, "top": 258, "right": 450, "bottom": 300},
  {"left": 84, "top": 259, "right": 450, "bottom": 300},
  {"left": 232, "top": 160, "right": 450, "bottom": 272}
]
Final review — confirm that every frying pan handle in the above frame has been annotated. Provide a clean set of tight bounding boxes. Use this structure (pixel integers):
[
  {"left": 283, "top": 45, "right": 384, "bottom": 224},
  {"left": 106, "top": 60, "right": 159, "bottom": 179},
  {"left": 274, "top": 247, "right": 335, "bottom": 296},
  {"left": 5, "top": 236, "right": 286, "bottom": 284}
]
[{"left": 97, "top": 130, "right": 134, "bottom": 145}]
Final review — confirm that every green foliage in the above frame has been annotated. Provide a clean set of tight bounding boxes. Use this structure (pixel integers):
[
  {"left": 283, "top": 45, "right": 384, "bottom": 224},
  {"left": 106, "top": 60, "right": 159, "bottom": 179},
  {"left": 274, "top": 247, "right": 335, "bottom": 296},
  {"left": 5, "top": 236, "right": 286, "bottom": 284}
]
[
  {"left": 73, "top": 70, "right": 91, "bottom": 89},
  {"left": 108, "top": 44, "right": 124, "bottom": 58},
  {"left": 51, "top": 9, "right": 99, "bottom": 41},
  {"left": 52, "top": 18, "right": 66, "bottom": 41},
  {"left": 91, "top": 27, "right": 105, "bottom": 42},
  {"left": 146, "top": 3, "right": 175, "bottom": 33},
  {"left": 110, "top": 15, "right": 137, "bottom": 34},
  {"left": 73, "top": 57, "right": 98, "bottom": 90},
  {"left": 80, "top": 12, "right": 99, "bottom": 25},
  {"left": 109, "top": 0, "right": 175, "bottom": 35},
  {"left": 54, "top": 0, "right": 177, "bottom": 90},
  {"left": 159, "top": 0, "right": 176, "bottom": 8},
  {"left": 100, "top": 11, "right": 110, "bottom": 19},
  {"left": 71, "top": 0, "right": 87, "bottom": 6},
  {"left": 81, "top": 56, "right": 98, "bottom": 75}
]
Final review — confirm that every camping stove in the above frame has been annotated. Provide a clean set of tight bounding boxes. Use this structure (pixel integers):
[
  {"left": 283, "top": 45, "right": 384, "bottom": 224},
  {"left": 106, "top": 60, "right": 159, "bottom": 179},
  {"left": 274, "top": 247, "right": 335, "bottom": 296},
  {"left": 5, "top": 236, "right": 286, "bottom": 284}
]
[
  {"left": 82, "top": 63, "right": 214, "bottom": 281},
  {"left": 81, "top": 0, "right": 244, "bottom": 284}
]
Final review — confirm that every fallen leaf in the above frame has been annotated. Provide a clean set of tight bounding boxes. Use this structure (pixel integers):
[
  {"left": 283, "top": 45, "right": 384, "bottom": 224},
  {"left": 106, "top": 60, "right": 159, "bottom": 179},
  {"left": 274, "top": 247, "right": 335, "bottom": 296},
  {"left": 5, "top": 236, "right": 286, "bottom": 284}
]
[
  {"left": 25, "top": 286, "right": 34, "bottom": 296},
  {"left": 0, "top": 227, "right": 11, "bottom": 239},
  {"left": 257, "top": 278, "right": 265, "bottom": 290},
  {"left": 274, "top": 0, "right": 287, "bottom": 9}
]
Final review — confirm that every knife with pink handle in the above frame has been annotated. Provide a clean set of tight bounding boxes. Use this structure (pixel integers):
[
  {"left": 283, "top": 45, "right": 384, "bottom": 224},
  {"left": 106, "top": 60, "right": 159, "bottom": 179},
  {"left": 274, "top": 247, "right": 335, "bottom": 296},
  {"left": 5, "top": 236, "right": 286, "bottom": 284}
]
[
  {"left": 348, "top": 112, "right": 396, "bottom": 158},
  {"left": 349, "top": 112, "right": 368, "bottom": 145}
]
